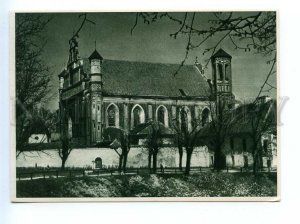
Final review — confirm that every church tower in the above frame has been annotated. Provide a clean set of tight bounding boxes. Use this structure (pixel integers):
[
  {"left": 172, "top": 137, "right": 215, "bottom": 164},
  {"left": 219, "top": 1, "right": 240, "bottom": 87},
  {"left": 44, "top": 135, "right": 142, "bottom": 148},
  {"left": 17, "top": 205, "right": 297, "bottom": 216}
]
[
  {"left": 211, "top": 49, "right": 235, "bottom": 110},
  {"left": 88, "top": 49, "right": 104, "bottom": 144}
]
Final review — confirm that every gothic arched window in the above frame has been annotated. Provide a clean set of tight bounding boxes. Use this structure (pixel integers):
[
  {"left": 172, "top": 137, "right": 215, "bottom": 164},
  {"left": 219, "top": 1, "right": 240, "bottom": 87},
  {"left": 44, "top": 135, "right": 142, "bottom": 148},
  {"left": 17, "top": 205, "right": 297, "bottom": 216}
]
[
  {"left": 180, "top": 107, "right": 192, "bottom": 132},
  {"left": 132, "top": 105, "right": 145, "bottom": 128},
  {"left": 156, "top": 106, "right": 168, "bottom": 127},
  {"left": 201, "top": 108, "right": 210, "bottom": 126},
  {"left": 106, "top": 104, "right": 119, "bottom": 127},
  {"left": 108, "top": 108, "right": 116, "bottom": 126}
]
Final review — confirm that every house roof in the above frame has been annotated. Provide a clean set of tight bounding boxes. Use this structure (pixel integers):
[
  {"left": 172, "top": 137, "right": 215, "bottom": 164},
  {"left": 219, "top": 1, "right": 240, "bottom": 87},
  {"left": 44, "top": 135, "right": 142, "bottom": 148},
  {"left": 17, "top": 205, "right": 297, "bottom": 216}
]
[
  {"left": 130, "top": 121, "right": 175, "bottom": 136},
  {"left": 230, "top": 99, "right": 277, "bottom": 134},
  {"left": 211, "top": 48, "right": 232, "bottom": 59},
  {"left": 198, "top": 99, "right": 277, "bottom": 137},
  {"left": 83, "top": 59, "right": 211, "bottom": 98}
]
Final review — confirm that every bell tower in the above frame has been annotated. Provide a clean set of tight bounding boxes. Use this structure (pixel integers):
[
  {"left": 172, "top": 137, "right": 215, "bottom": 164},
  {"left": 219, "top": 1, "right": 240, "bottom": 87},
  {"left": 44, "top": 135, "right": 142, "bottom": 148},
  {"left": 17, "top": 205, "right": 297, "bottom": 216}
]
[
  {"left": 88, "top": 49, "right": 104, "bottom": 144},
  {"left": 211, "top": 49, "right": 235, "bottom": 110}
]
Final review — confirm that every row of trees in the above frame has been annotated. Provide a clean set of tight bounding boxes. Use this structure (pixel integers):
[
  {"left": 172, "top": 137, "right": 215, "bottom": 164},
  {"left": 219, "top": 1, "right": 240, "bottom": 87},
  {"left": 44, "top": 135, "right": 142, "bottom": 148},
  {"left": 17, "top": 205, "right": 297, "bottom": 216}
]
[{"left": 98, "top": 96, "right": 275, "bottom": 176}]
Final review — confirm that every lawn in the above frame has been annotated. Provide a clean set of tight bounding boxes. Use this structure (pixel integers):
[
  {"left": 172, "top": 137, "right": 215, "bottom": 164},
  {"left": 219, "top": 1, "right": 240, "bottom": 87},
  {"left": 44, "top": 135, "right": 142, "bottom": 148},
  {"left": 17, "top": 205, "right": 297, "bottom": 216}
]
[{"left": 16, "top": 172, "right": 277, "bottom": 198}]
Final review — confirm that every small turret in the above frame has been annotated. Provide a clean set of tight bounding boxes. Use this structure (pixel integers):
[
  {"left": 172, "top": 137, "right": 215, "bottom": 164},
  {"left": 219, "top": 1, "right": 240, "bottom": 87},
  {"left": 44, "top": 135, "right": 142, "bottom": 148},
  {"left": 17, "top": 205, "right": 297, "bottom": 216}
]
[{"left": 89, "top": 50, "right": 103, "bottom": 75}]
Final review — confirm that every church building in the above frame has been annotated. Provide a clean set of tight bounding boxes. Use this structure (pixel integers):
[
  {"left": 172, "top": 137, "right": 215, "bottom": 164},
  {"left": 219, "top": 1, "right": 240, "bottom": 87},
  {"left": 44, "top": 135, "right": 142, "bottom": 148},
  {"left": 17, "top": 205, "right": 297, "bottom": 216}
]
[{"left": 58, "top": 36, "right": 235, "bottom": 146}]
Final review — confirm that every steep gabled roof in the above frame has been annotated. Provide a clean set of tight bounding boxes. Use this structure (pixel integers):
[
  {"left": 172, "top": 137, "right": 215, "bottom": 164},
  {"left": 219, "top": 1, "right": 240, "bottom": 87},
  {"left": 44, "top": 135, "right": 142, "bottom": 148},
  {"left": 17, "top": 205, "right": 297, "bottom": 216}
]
[
  {"left": 211, "top": 48, "right": 232, "bottom": 59},
  {"left": 83, "top": 59, "right": 211, "bottom": 98}
]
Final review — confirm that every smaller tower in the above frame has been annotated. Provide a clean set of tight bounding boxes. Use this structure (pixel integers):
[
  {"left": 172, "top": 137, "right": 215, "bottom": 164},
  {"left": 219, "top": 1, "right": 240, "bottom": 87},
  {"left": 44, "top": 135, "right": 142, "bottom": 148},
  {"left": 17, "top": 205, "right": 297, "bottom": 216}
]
[
  {"left": 88, "top": 49, "right": 104, "bottom": 144},
  {"left": 211, "top": 49, "right": 235, "bottom": 110},
  {"left": 89, "top": 50, "right": 103, "bottom": 81}
]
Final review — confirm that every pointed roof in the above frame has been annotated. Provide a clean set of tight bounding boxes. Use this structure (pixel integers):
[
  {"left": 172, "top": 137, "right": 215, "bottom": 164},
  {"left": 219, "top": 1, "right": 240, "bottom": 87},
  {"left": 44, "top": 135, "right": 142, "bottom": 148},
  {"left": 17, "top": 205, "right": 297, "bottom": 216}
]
[
  {"left": 211, "top": 48, "right": 232, "bottom": 59},
  {"left": 88, "top": 50, "right": 103, "bottom": 60}
]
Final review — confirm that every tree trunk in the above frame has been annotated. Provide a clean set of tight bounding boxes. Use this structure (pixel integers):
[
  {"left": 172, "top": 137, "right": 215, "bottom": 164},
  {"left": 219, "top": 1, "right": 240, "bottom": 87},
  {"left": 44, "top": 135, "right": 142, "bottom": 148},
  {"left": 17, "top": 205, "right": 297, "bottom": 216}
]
[
  {"left": 253, "top": 150, "right": 259, "bottom": 175},
  {"left": 185, "top": 149, "right": 193, "bottom": 175},
  {"left": 152, "top": 150, "right": 158, "bottom": 174},
  {"left": 258, "top": 147, "right": 263, "bottom": 170},
  {"left": 178, "top": 145, "right": 183, "bottom": 171},
  {"left": 148, "top": 151, "right": 152, "bottom": 172},
  {"left": 61, "top": 157, "right": 67, "bottom": 170},
  {"left": 214, "top": 147, "right": 226, "bottom": 171},
  {"left": 118, "top": 154, "right": 124, "bottom": 172},
  {"left": 122, "top": 149, "right": 128, "bottom": 173}
]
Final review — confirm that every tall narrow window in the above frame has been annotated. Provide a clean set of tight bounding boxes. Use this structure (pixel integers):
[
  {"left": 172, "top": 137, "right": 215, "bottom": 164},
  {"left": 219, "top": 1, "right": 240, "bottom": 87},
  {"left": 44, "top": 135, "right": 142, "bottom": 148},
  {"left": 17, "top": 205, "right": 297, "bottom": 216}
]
[
  {"left": 106, "top": 104, "right": 119, "bottom": 127},
  {"left": 180, "top": 107, "right": 192, "bottom": 131},
  {"left": 180, "top": 108, "right": 188, "bottom": 131},
  {"left": 225, "top": 64, "right": 230, "bottom": 81},
  {"left": 108, "top": 108, "right": 116, "bottom": 126},
  {"left": 201, "top": 108, "right": 210, "bottom": 126},
  {"left": 217, "top": 63, "right": 224, "bottom": 81},
  {"left": 156, "top": 106, "right": 168, "bottom": 126},
  {"left": 131, "top": 105, "right": 145, "bottom": 129},
  {"left": 133, "top": 107, "right": 141, "bottom": 127},
  {"left": 158, "top": 107, "right": 165, "bottom": 125}
]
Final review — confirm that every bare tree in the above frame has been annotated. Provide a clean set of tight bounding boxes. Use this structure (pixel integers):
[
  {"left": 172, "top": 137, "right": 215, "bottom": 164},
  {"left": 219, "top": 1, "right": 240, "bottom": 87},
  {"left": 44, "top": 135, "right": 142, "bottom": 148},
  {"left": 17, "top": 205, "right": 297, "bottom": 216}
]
[
  {"left": 103, "top": 127, "right": 131, "bottom": 173},
  {"left": 174, "top": 133, "right": 184, "bottom": 171},
  {"left": 131, "top": 12, "right": 276, "bottom": 97},
  {"left": 237, "top": 99, "right": 276, "bottom": 174},
  {"left": 58, "top": 134, "right": 73, "bottom": 170},
  {"left": 172, "top": 108, "right": 205, "bottom": 175},
  {"left": 15, "top": 14, "right": 52, "bottom": 157},
  {"left": 205, "top": 100, "right": 235, "bottom": 171},
  {"left": 144, "top": 121, "right": 164, "bottom": 174}
]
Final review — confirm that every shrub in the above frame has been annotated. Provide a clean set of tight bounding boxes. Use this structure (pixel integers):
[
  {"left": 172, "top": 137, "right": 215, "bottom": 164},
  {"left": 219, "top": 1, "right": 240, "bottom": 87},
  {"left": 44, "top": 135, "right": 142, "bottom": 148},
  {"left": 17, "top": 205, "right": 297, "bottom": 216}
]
[{"left": 16, "top": 173, "right": 276, "bottom": 197}]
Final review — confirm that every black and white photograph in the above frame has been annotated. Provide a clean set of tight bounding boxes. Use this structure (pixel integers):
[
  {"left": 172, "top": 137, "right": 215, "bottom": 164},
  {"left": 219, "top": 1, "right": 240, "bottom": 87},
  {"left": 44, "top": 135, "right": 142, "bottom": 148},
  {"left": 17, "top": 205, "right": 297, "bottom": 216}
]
[{"left": 13, "top": 11, "right": 277, "bottom": 200}]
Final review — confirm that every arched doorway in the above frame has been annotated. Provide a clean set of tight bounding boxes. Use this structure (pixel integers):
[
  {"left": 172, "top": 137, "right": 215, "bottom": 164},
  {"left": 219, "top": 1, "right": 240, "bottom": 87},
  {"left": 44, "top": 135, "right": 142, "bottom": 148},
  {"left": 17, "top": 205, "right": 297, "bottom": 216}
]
[{"left": 95, "top": 157, "right": 102, "bottom": 169}]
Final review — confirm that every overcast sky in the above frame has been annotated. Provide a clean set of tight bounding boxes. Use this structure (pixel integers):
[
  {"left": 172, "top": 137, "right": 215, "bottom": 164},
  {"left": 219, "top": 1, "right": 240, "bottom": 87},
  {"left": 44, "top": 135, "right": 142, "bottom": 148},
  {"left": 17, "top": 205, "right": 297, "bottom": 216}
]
[{"left": 31, "top": 12, "right": 276, "bottom": 110}]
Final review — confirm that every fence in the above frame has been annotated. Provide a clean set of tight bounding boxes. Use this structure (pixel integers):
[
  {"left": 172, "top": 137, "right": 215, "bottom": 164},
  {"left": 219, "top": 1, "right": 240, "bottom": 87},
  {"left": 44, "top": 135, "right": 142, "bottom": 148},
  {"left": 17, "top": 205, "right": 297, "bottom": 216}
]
[{"left": 16, "top": 166, "right": 276, "bottom": 181}]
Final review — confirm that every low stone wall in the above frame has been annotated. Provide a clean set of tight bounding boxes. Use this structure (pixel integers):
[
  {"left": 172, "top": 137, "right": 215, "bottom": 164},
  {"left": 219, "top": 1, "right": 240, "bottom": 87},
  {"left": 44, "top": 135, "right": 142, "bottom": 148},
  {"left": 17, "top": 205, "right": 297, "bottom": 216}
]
[
  {"left": 17, "top": 146, "right": 212, "bottom": 168},
  {"left": 16, "top": 147, "right": 277, "bottom": 169}
]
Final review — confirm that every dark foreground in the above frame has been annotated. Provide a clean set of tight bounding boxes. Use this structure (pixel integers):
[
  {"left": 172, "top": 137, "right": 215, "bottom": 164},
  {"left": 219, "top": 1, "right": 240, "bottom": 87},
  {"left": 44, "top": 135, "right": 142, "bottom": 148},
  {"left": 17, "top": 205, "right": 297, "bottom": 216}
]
[{"left": 16, "top": 173, "right": 277, "bottom": 197}]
